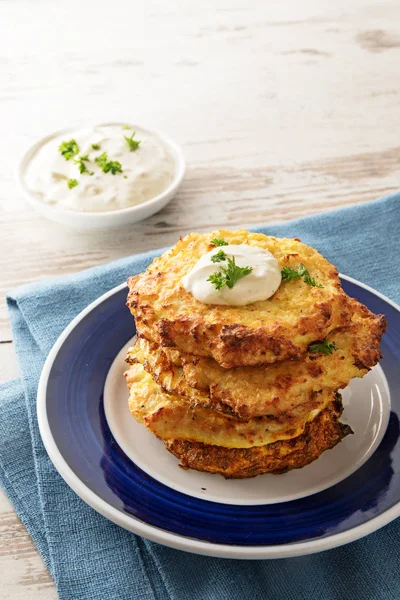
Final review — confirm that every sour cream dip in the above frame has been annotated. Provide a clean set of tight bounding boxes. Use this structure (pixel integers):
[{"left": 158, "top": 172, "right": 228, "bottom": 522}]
[
  {"left": 23, "top": 124, "right": 176, "bottom": 212},
  {"left": 182, "top": 244, "right": 282, "bottom": 306}
]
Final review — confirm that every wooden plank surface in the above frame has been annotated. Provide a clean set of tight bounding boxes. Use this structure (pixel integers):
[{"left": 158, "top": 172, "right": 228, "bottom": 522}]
[{"left": 1, "top": 0, "right": 399, "bottom": 596}]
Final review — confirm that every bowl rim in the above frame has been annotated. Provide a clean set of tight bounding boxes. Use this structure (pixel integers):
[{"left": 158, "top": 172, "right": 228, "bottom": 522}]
[{"left": 16, "top": 121, "right": 186, "bottom": 220}]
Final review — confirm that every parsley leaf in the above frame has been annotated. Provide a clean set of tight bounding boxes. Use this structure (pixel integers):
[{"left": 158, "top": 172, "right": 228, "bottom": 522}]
[
  {"left": 281, "top": 265, "right": 304, "bottom": 282},
  {"left": 281, "top": 264, "right": 323, "bottom": 288},
  {"left": 106, "top": 161, "right": 123, "bottom": 174},
  {"left": 59, "top": 139, "right": 79, "bottom": 160},
  {"left": 211, "top": 237, "right": 229, "bottom": 247},
  {"left": 74, "top": 154, "right": 92, "bottom": 175},
  {"left": 122, "top": 124, "right": 132, "bottom": 130},
  {"left": 91, "top": 143, "right": 101, "bottom": 150},
  {"left": 95, "top": 152, "right": 108, "bottom": 169},
  {"left": 223, "top": 257, "right": 253, "bottom": 288},
  {"left": 211, "top": 250, "right": 227, "bottom": 263},
  {"left": 67, "top": 178, "right": 78, "bottom": 189},
  {"left": 303, "top": 269, "right": 323, "bottom": 288},
  {"left": 208, "top": 256, "right": 253, "bottom": 291},
  {"left": 124, "top": 132, "right": 141, "bottom": 152},
  {"left": 95, "top": 152, "right": 123, "bottom": 175},
  {"left": 207, "top": 270, "right": 226, "bottom": 290},
  {"left": 309, "top": 340, "right": 338, "bottom": 355}
]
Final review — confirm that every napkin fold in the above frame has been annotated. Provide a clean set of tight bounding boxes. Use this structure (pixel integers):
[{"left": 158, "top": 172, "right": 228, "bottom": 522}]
[{"left": 1, "top": 193, "right": 400, "bottom": 600}]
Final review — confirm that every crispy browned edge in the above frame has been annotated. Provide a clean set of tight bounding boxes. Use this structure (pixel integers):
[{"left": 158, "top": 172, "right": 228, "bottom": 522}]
[
  {"left": 164, "top": 397, "right": 353, "bottom": 478},
  {"left": 349, "top": 302, "right": 387, "bottom": 370},
  {"left": 127, "top": 274, "right": 352, "bottom": 368},
  {"left": 126, "top": 301, "right": 387, "bottom": 420},
  {"left": 126, "top": 348, "right": 332, "bottom": 423}
]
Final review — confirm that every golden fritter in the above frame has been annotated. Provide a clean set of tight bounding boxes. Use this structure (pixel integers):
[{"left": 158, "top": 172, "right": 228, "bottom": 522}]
[
  {"left": 165, "top": 398, "right": 353, "bottom": 478},
  {"left": 127, "top": 298, "right": 386, "bottom": 419},
  {"left": 127, "top": 230, "right": 351, "bottom": 367},
  {"left": 125, "top": 363, "right": 333, "bottom": 448},
  {"left": 128, "top": 339, "right": 332, "bottom": 422}
]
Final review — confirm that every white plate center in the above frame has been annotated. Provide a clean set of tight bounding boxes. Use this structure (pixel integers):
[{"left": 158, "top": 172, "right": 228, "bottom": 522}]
[{"left": 104, "top": 340, "right": 391, "bottom": 505}]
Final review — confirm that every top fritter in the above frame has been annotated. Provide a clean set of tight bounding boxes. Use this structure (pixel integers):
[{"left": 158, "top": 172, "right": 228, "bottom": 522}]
[{"left": 127, "top": 230, "right": 350, "bottom": 368}]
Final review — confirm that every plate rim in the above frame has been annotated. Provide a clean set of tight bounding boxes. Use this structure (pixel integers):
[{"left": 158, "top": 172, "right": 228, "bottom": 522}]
[{"left": 37, "top": 274, "right": 400, "bottom": 559}]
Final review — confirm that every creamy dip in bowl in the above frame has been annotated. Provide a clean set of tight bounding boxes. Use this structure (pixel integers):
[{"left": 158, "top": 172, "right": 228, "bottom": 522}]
[{"left": 17, "top": 122, "right": 185, "bottom": 230}]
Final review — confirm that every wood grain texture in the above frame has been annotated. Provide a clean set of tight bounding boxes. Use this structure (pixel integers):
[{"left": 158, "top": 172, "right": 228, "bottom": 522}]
[
  {"left": 1, "top": 0, "right": 399, "bottom": 595},
  {"left": 0, "top": 344, "right": 19, "bottom": 382},
  {"left": 0, "top": 493, "right": 56, "bottom": 599}
]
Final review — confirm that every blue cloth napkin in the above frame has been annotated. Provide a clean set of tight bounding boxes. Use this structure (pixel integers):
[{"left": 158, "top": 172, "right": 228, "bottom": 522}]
[{"left": 1, "top": 193, "right": 400, "bottom": 600}]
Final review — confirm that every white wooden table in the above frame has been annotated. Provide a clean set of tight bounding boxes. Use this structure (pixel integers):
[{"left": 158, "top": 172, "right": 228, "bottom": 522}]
[{"left": 1, "top": 0, "right": 400, "bottom": 596}]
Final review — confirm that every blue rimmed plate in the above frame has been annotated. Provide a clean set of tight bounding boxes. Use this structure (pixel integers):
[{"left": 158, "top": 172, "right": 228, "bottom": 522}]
[{"left": 37, "top": 275, "right": 400, "bottom": 559}]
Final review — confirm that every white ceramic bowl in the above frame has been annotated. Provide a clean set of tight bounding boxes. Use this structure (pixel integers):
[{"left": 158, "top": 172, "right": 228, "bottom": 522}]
[{"left": 16, "top": 122, "right": 185, "bottom": 231}]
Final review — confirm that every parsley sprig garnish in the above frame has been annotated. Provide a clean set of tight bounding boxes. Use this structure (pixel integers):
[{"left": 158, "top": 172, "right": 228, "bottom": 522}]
[
  {"left": 211, "top": 237, "right": 229, "bottom": 247},
  {"left": 74, "top": 154, "right": 93, "bottom": 175},
  {"left": 207, "top": 271, "right": 226, "bottom": 290},
  {"left": 91, "top": 143, "right": 101, "bottom": 150},
  {"left": 208, "top": 256, "right": 253, "bottom": 290},
  {"left": 59, "top": 139, "right": 79, "bottom": 160},
  {"left": 124, "top": 132, "right": 141, "bottom": 152},
  {"left": 211, "top": 250, "right": 227, "bottom": 263},
  {"left": 67, "top": 178, "right": 78, "bottom": 189},
  {"left": 281, "top": 264, "right": 323, "bottom": 288},
  {"left": 95, "top": 152, "right": 123, "bottom": 175},
  {"left": 309, "top": 340, "right": 338, "bottom": 355}
]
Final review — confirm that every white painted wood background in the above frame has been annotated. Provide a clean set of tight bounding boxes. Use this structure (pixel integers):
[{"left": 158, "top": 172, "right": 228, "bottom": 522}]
[{"left": 1, "top": 0, "right": 400, "bottom": 596}]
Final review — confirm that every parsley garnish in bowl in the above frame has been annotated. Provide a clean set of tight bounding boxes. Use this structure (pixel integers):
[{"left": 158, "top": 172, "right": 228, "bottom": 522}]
[
  {"left": 124, "top": 132, "right": 141, "bottom": 152},
  {"left": 74, "top": 154, "right": 93, "bottom": 175},
  {"left": 95, "top": 152, "right": 123, "bottom": 175},
  {"left": 59, "top": 139, "right": 79, "bottom": 160}
]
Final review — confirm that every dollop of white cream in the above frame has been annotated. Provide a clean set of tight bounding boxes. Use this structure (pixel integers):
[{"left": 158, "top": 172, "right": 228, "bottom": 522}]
[
  {"left": 24, "top": 124, "right": 176, "bottom": 212},
  {"left": 182, "top": 244, "right": 282, "bottom": 306}
]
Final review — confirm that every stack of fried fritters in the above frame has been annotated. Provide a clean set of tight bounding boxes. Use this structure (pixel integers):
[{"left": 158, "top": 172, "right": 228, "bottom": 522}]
[{"left": 125, "top": 230, "right": 386, "bottom": 478}]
